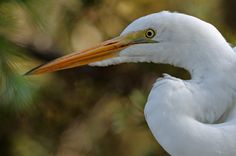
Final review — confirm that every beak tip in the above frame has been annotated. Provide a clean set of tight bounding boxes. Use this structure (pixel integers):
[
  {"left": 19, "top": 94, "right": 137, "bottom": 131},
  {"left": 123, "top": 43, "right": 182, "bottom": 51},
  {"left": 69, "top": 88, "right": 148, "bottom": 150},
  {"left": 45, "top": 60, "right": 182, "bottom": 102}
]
[
  {"left": 24, "top": 63, "right": 46, "bottom": 76},
  {"left": 25, "top": 35, "right": 129, "bottom": 75},
  {"left": 24, "top": 69, "right": 36, "bottom": 76}
]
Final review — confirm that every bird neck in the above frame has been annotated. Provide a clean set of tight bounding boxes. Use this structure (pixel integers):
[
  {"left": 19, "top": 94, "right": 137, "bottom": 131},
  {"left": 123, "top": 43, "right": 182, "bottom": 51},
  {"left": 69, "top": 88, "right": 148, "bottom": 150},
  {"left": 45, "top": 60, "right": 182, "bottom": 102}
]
[
  {"left": 177, "top": 44, "right": 236, "bottom": 82},
  {"left": 145, "top": 48, "right": 236, "bottom": 155},
  {"left": 174, "top": 45, "right": 236, "bottom": 123}
]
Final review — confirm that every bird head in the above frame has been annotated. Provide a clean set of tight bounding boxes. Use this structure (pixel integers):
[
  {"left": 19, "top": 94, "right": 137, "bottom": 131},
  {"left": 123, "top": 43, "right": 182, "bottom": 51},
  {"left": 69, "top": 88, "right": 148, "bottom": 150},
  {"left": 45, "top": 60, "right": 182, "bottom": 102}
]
[{"left": 26, "top": 11, "right": 227, "bottom": 75}]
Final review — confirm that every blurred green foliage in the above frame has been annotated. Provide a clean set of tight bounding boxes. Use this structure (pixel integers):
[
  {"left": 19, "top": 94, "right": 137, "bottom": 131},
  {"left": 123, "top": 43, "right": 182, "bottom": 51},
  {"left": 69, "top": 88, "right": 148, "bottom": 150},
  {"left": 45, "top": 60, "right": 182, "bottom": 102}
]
[
  {"left": 0, "top": 37, "right": 35, "bottom": 111},
  {"left": 0, "top": 0, "right": 235, "bottom": 156}
]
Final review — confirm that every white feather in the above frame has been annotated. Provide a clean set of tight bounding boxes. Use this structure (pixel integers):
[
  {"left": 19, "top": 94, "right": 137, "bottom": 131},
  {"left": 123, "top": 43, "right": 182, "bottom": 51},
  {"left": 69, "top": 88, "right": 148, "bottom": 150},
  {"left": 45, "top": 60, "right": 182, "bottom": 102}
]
[
  {"left": 233, "top": 46, "right": 236, "bottom": 53},
  {"left": 92, "top": 11, "right": 236, "bottom": 156}
]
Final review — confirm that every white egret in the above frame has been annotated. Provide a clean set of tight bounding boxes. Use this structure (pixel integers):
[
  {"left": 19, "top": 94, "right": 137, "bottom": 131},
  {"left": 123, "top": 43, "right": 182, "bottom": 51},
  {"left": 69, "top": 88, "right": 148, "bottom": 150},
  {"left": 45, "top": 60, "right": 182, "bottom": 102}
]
[{"left": 26, "top": 11, "right": 236, "bottom": 156}]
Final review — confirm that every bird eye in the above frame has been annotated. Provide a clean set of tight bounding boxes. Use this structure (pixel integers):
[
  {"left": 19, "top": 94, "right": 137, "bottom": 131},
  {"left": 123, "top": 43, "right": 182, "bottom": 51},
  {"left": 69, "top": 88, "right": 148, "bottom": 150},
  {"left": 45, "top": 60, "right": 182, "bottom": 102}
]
[{"left": 145, "top": 29, "right": 156, "bottom": 38}]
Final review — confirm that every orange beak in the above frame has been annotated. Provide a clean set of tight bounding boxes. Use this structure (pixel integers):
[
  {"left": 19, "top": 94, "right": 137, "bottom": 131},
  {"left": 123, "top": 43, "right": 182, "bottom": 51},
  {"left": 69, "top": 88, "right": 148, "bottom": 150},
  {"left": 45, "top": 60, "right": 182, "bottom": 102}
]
[{"left": 25, "top": 30, "right": 156, "bottom": 75}]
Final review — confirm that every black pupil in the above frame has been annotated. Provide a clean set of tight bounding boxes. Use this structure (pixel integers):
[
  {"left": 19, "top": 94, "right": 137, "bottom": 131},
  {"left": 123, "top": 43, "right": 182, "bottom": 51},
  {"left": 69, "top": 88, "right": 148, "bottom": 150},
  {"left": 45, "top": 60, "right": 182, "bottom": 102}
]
[{"left": 147, "top": 31, "right": 153, "bottom": 37}]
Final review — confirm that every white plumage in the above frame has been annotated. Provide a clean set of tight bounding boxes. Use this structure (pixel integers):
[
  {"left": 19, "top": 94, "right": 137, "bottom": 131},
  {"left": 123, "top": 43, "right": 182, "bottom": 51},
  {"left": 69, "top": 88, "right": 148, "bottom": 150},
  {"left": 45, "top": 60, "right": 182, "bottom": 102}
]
[
  {"left": 27, "top": 11, "right": 236, "bottom": 156},
  {"left": 92, "top": 11, "right": 236, "bottom": 156}
]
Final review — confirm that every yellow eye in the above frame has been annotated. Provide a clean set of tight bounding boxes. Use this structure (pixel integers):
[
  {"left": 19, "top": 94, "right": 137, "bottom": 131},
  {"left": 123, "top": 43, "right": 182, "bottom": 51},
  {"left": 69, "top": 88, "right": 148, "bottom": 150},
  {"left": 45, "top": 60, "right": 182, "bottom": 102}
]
[{"left": 145, "top": 29, "right": 156, "bottom": 38}]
